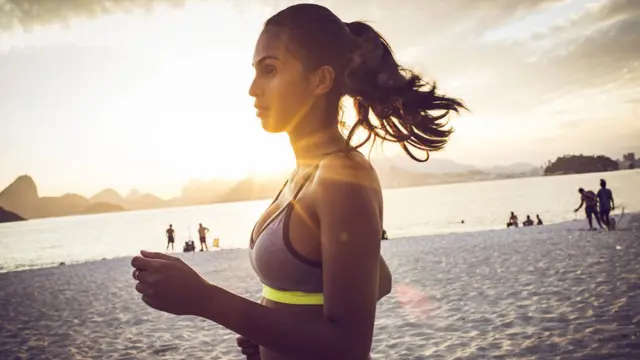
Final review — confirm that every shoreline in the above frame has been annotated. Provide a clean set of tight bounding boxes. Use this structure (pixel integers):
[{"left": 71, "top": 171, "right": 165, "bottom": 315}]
[
  {"left": 7, "top": 169, "right": 636, "bottom": 224},
  {"left": 2, "top": 212, "right": 635, "bottom": 274}
]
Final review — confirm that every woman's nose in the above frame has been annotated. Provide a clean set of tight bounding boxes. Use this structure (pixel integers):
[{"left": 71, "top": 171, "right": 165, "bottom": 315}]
[{"left": 248, "top": 77, "right": 261, "bottom": 98}]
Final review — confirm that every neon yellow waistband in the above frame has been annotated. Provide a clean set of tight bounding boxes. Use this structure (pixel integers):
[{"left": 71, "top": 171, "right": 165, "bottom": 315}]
[{"left": 262, "top": 284, "right": 324, "bottom": 305}]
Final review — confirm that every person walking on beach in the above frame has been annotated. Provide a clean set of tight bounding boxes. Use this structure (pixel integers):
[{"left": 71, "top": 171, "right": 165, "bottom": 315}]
[
  {"left": 597, "top": 179, "right": 615, "bottom": 229},
  {"left": 130, "top": 4, "right": 465, "bottom": 359},
  {"left": 197, "top": 223, "right": 209, "bottom": 251},
  {"left": 536, "top": 214, "right": 543, "bottom": 225},
  {"left": 574, "top": 188, "right": 603, "bottom": 230},
  {"left": 166, "top": 224, "right": 175, "bottom": 252}
]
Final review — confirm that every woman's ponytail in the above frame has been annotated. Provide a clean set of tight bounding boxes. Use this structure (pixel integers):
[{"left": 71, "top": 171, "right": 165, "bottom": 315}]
[{"left": 343, "top": 21, "right": 466, "bottom": 162}]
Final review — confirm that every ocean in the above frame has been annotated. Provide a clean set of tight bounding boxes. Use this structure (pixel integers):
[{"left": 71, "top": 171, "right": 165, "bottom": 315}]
[{"left": 1, "top": 169, "right": 638, "bottom": 272}]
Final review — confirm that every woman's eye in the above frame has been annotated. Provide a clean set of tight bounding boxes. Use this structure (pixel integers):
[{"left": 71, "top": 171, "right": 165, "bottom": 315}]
[{"left": 262, "top": 65, "right": 276, "bottom": 76}]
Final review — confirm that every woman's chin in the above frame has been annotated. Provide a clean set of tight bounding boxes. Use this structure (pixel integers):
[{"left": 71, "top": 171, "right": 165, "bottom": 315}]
[
  {"left": 260, "top": 117, "right": 286, "bottom": 134},
  {"left": 260, "top": 118, "right": 273, "bottom": 132}
]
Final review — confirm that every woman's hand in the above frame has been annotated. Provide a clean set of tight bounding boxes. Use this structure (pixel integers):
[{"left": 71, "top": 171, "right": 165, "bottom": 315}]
[
  {"left": 131, "top": 250, "right": 210, "bottom": 316},
  {"left": 236, "top": 335, "right": 261, "bottom": 360}
]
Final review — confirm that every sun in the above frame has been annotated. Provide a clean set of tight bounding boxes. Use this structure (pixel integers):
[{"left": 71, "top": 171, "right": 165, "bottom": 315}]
[{"left": 69, "top": 1, "right": 296, "bottom": 185}]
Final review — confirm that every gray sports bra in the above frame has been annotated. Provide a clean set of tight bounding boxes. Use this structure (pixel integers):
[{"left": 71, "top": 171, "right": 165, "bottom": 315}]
[{"left": 249, "top": 162, "right": 324, "bottom": 294}]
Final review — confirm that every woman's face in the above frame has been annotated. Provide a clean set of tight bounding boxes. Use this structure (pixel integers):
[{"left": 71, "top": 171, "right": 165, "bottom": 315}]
[{"left": 249, "top": 27, "right": 316, "bottom": 134}]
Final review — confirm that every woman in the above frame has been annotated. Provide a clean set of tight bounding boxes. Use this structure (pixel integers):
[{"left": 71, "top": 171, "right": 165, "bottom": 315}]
[{"left": 130, "top": 3, "right": 465, "bottom": 359}]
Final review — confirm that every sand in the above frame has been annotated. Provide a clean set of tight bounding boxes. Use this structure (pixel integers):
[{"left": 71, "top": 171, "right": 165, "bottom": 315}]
[{"left": 1, "top": 214, "right": 639, "bottom": 360}]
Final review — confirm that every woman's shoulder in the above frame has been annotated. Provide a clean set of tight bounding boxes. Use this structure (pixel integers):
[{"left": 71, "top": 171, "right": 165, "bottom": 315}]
[{"left": 314, "top": 150, "right": 381, "bottom": 192}]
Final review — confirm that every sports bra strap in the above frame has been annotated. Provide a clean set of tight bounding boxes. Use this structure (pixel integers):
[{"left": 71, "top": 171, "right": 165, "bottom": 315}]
[
  {"left": 290, "top": 148, "right": 355, "bottom": 201},
  {"left": 271, "top": 178, "right": 289, "bottom": 205},
  {"left": 291, "top": 165, "right": 319, "bottom": 200}
]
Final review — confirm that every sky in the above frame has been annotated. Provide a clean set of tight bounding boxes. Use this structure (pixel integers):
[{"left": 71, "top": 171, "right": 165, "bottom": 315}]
[{"left": 1, "top": 0, "right": 639, "bottom": 198}]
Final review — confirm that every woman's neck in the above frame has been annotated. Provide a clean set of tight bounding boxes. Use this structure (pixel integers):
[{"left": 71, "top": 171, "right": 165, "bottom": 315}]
[{"left": 288, "top": 125, "right": 348, "bottom": 168}]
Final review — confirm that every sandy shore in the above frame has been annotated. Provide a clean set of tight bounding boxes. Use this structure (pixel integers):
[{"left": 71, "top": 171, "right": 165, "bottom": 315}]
[{"left": 1, "top": 215, "right": 639, "bottom": 359}]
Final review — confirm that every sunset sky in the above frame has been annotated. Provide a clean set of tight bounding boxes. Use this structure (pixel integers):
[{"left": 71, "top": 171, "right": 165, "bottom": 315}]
[{"left": 1, "top": 0, "right": 638, "bottom": 198}]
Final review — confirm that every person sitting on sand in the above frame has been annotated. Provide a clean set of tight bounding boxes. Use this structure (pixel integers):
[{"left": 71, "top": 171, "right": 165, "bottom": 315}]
[
  {"left": 507, "top": 211, "right": 519, "bottom": 228},
  {"left": 597, "top": 179, "right": 615, "bottom": 229},
  {"left": 183, "top": 239, "right": 195, "bottom": 253},
  {"left": 536, "top": 214, "right": 543, "bottom": 225},
  {"left": 166, "top": 225, "right": 175, "bottom": 252},
  {"left": 130, "top": 4, "right": 465, "bottom": 359},
  {"left": 523, "top": 215, "right": 534, "bottom": 227},
  {"left": 197, "top": 223, "right": 209, "bottom": 252},
  {"left": 574, "top": 188, "right": 603, "bottom": 230}
]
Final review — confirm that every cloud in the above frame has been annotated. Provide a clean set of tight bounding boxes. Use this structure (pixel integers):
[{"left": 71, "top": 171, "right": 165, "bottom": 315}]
[
  {"left": 0, "top": 0, "right": 188, "bottom": 31},
  {"left": 399, "top": 0, "right": 640, "bottom": 118},
  {"left": 0, "top": 0, "right": 637, "bottom": 164},
  {"left": 0, "top": 0, "right": 565, "bottom": 33}
]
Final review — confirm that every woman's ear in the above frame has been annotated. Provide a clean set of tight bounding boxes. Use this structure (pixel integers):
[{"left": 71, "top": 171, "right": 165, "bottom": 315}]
[{"left": 312, "top": 65, "right": 336, "bottom": 95}]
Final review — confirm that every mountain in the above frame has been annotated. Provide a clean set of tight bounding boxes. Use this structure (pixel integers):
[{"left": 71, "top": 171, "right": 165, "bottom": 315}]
[
  {"left": 125, "top": 189, "right": 142, "bottom": 202},
  {"left": 37, "top": 193, "right": 91, "bottom": 218},
  {"left": 483, "top": 162, "right": 538, "bottom": 174},
  {"left": 127, "top": 193, "right": 166, "bottom": 210},
  {"left": 0, "top": 206, "right": 25, "bottom": 223},
  {"left": 0, "top": 175, "right": 39, "bottom": 218},
  {"left": 371, "top": 156, "right": 477, "bottom": 174},
  {"left": 215, "top": 177, "right": 283, "bottom": 203},
  {"left": 0, "top": 176, "right": 108, "bottom": 220},
  {"left": 89, "top": 188, "right": 125, "bottom": 207},
  {"left": 372, "top": 156, "right": 540, "bottom": 177},
  {"left": 82, "top": 202, "right": 126, "bottom": 214},
  {"left": 0, "top": 158, "right": 544, "bottom": 221},
  {"left": 180, "top": 178, "right": 239, "bottom": 205}
]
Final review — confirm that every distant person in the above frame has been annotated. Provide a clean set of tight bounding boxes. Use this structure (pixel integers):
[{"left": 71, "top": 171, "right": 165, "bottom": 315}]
[
  {"left": 536, "top": 214, "right": 543, "bottom": 225},
  {"left": 523, "top": 215, "right": 534, "bottom": 227},
  {"left": 574, "top": 188, "right": 603, "bottom": 230},
  {"left": 597, "top": 179, "right": 615, "bottom": 229},
  {"left": 166, "top": 224, "right": 175, "bottom": 252},
  {"left": 198, "top": 223, "right": 209, "bottom": 251},
  {"left": 381, "top": 229, "right": 389, "bottom": 240},
  {"left": 507, "top": 211, "right": 519, "bottom": 228},
  {"left": 183, "top": 239, "right": 195, "bottom": 252}
]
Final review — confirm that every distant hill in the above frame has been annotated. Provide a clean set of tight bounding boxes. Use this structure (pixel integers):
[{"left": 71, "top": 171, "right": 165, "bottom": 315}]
[
  {"left": 82, "top": 202, "right": 126, "bottom": 214},
  {"left": 125, "top": 189, "right": 142, "bottom": 202},
  {"left": 89, "top": 188, "right": 125, "bottom": 207},
  {"left": 0, "top": 176, "right": 119, "bottom": 220},
  {"left": 372, "top": 156, "right": 538, "bottom": 175},
  {"left": 0, "top": 157, "right": 544, "bottom": 220},
  {"left": 544, "top": 155, "right": 619, "bottom": 175},
  {"left": 483, "top": 162, "right": 538, "bottom": 174},
  {"left": 180, "top": 178, "right": 239, "bottom": 205},
  {"left": 0, "top": 175, "right": 39, "bottom": 218},
  {"left": 127, "top": 193, "right": 166, "bottom": 210},
  {"left": 371, "top": 156, "right": 477, "bottom": 174},
  {"left": 0, "top": 206, "right": 25, "bottom": 223},
  {"left": 37, "top": 193, "right": 91, "bottom": 218}
]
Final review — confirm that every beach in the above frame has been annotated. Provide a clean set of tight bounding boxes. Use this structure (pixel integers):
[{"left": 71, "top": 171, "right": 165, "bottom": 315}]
[{"left": 1, "top": 214, "right": 639, "bottom": 360}]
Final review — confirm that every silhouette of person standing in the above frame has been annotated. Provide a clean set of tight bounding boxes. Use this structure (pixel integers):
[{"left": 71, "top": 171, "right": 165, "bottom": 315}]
[
  {"left": 166, "top": 224, "right": 175, "bottom": 252},
  {"left": 574, "top": 188, "right": 603, "bottom": 230},
  {"left": 597, "top": 179, "right": 615, "bottom": 229},
  {"left": 198, "top": 223, "right": 209, "bottom": 251}
]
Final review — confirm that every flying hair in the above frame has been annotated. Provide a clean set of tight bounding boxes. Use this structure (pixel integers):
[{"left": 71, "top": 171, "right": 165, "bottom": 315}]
[{"left": 265, "top": 4, "right": 467, "bottom": 162}]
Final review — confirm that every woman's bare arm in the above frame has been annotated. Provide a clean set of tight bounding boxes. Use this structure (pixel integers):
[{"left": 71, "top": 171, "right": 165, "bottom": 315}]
[
  {"left": 378, "top": 257, "right": 392, "bottom": 300},
  {"left": 199, "top": 156, "right": 382, "bottom": 360}
]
